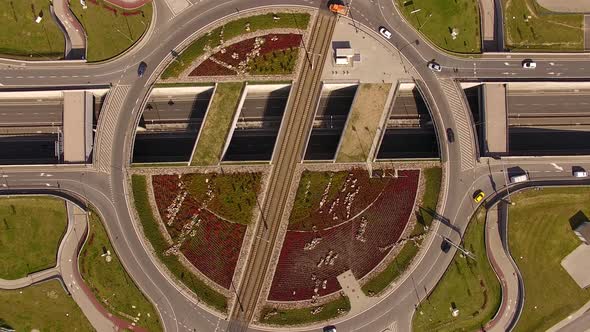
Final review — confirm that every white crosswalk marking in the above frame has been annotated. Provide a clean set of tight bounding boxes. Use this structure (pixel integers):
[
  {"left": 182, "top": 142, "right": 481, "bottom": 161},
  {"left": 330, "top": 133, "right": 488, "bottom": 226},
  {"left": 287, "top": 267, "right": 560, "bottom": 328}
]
[
  {"left": 439, "top": 79, "right": 476, "bottom": 171},
  {"left": 94, "top": 85, "right": 130, "bottom": 174}
]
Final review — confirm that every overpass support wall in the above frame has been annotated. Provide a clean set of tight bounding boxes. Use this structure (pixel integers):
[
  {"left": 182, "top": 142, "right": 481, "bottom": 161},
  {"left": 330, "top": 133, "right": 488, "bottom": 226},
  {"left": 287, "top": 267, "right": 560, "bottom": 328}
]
[{"left": 483, "top": 83, "right": 507, "bottom": 155}]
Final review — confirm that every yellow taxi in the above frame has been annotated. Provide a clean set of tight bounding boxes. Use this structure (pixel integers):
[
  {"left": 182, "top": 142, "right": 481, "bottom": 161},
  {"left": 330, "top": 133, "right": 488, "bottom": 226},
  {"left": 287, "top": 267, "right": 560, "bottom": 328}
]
[{"left": 473, "top": 190, "right": 485, "bottom": 203}]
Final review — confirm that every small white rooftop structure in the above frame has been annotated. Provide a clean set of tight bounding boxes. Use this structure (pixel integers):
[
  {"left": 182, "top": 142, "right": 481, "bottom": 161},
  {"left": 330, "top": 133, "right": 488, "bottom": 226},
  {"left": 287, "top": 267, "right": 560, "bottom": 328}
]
[{"left": 335, "top": 47, "right": 357, "bottom": 66}]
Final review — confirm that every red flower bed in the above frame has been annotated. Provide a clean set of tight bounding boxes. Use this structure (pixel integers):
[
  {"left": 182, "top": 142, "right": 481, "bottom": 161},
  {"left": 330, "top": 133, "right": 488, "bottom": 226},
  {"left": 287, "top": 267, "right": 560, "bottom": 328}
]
[
  {"left": 259, "top": 34, "right": 302, "bottom": 55},
  {"left": 268, "top": 170, "right": 419, "bottom": 301},
  {"left": 189, "top": 59, "right": 236, "bottom": 76},
  {"left": 189, "top": 33, "right": 301, "bottom": 77},
  {"left": 152, "top": 174, "right": 247, "bottom": 289},
  {"left": 289, "top": 170, "right": 391, "bottom": 232},
  {"left": 213, "top": 38, "right": 255, "bottom": 67}
]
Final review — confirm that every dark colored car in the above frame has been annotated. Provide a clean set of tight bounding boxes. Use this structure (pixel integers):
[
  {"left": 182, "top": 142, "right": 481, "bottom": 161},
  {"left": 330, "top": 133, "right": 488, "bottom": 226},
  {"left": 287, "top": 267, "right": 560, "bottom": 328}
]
[
  {"left": 138, "top": 61, "right": 147, "bottom": 77},
  {"left": 441, "top": 239, "right": 451, "bottom": 253},
  {"left": 446, "top": 128, "right": 455, "bottom": 143},
  {"left": 323, "top": 326, "right": 337, "bottom": 332}
]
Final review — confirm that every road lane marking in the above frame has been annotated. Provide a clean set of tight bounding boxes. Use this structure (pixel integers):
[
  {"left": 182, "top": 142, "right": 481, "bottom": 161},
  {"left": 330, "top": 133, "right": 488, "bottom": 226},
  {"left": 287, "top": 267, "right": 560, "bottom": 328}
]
[{"left": 550, "top": 163, "right": 564, "bottom": 171}]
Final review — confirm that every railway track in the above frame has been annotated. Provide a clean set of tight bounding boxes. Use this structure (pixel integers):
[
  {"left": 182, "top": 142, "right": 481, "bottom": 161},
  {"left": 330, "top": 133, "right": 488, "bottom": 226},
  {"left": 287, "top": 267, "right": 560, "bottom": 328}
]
[{"left": 227, "top": 11, "right": 336, "bottom": 331}]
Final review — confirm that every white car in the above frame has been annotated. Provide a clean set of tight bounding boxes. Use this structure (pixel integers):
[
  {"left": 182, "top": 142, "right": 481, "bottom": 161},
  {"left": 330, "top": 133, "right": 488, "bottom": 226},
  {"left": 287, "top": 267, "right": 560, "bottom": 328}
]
[
  {"left": 379, "top": 26, "right": 392, "bottom": 39},
  {"left": 427, "top": 61, "right": 442, "bottom": 72},
  {"left": 573, "top": 167, "right": 588, "bottom": 178},
  {"left": 522, "top": 60, "right": 537, "bottom": 69}
]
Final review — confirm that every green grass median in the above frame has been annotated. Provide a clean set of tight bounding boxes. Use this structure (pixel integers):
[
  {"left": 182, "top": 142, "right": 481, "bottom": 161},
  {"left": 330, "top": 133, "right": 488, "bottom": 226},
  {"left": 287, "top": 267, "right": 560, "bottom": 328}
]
[
  {"left": 190, "top": 82, "right": 244, "bottom": 166},
  {"left": 412, "top": 207, "right": 501, "bottom": 332},
  {"left": 0, "top": 0, "right": 65, "bottom": 59},
  {"left": 0, "top": 280, "right": 93, "bottom": 331},
  {"left": 162, "top": 12, "right": 310, "bottom": 79},
  {"left": 0, "top": 196, "right": 67, "bottom": 280},
  {"left": 503, "top": 0, "right": 583, "bottom": 51},
  {"left": 80, "top": 210, "right": 162, "bottom": 331},
  {"left": 260, "top": 295, "right": 350, "bottom": 326},
  {"left": 396, "top": 0, "right": 481, "bottom": 53},
  {"left": 70, "top": 0, "right": 152, "bottom": 61},
  {"left": 509, "top": 187, "right": 590, "bottom": 331},
  {"left": 131, "top": 174, "right": 228, "bottom": 312}
]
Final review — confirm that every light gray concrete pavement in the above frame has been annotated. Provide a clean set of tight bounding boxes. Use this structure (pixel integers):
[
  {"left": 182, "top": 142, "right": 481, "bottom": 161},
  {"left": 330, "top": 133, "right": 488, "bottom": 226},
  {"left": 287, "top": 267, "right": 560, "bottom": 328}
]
[
  {"left": 537, "top": 0, "right": 590, "bottom": 13},
  {"left": 0, "top": 267, "right": 59, "bottom": 290},
  {"left": 53, "top": 0, "right": 87, "bottom": 60},
  {"left": 484, "top": 203, "right": 522, "bottom": 332},
  {"left": 479, "top": 0, "right": 495, "bottom": 42}
]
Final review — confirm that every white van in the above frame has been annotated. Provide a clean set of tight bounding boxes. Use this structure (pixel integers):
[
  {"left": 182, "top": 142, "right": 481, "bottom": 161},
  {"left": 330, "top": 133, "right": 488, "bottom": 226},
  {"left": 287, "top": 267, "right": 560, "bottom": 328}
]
[
  {"left": 510, "top": 174, "right": 528, "bottom": 183},
  {"left": 574, "top": 170, "right": 588, "bottom": 178}
]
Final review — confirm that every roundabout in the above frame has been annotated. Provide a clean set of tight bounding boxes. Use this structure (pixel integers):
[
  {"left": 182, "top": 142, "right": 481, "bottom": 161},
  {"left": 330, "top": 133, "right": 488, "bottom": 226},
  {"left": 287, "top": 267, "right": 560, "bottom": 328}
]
[{"left": 3, "top": 0, "right": 590, "bottom": 331}]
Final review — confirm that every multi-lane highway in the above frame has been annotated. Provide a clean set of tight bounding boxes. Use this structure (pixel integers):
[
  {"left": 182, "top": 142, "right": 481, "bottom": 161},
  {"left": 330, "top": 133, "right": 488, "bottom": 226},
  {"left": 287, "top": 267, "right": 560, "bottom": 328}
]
[
  {"left": 3, "top": 0, "right": 590, "bottom": 331},
  {"left": 0, "top": 98, "right": 62, "bottom": 126}
]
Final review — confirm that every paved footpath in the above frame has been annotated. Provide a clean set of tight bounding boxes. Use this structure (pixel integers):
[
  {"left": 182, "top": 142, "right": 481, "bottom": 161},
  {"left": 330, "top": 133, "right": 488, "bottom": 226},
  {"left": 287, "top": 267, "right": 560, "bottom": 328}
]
[
  {"left": 53, "top": 0, "right": 86, "bottom": 59},
  {"left": 484, "top": 203, "right": 521, "bottom": 332}
]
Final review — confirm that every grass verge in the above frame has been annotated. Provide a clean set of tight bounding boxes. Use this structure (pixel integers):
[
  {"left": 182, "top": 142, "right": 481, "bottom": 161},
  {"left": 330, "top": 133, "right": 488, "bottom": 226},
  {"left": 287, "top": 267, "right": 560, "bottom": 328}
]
[
  {"left": 0, "top": 196, "right": 67, "bottom": 280},
  {"left": 70, "top": 0, "right": 152, "bottom": 61},
  {"left": 362, "top": 240, "right": 420, "bottom": 295},
  {"left": 0, "top": 280, "right": 93, "bottom": 331},
  {"left": 509, "top": 187, "right": 590, "bottom": 331},
  {"left": 162, "top": 13, "right": 310, "bottom": 79},
  {"left": 260, "top": 295, "right": 350, "bottom": 326},
  {"left": 503, "top": 0, "right": 583, "bottom": 51},
  {"left": 362, "top": 166, "right": 441, "bottom": 296},
  {"left": 0, "top": 0, "right": 65, "bottom": 59},
  {"left": 80, "top": 210, "right": 162, "bottom": 331},
  {"left": 412, "top": 207, "right": 501, "bottom": 332},
  {"left": 336, "top": 83, "right": 392, "bottom": 162},
  {"left": 190, "top": 82, "right": 243, "bottom": 166},
  {"left": 413, "top": 167, "right": 442, "bottom": 236},
  {"left": 185, "top": 172, "right": 261, "bottom": 225},
  {"left": 131, "top": 174, "right": 227, "bottom": 312},
  {"left": 396, "top": 0, "right": 480, "bottom": 53}
]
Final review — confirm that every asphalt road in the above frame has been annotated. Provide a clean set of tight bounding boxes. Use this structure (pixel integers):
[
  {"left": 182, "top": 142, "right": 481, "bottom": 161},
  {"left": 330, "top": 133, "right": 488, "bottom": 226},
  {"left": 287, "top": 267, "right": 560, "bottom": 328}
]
[
  {"left": 240, "top": 88, "right": 290, "bottom": 119},
  {"left": 508, "top": 91, "right": 590, "bottom": 116},
  {"left": 0, "top": 99, "right": 63, "bottom": 126},
  {"left": 3, "top": 0, "right": 590, "bottom": 331},
  {"left": 144, "top": 94, "right": 211, "bottom": 123}
]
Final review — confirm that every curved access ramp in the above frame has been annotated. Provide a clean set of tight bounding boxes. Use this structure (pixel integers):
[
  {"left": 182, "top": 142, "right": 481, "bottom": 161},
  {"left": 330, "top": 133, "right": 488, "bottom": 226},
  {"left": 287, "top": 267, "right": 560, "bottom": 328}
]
[{"left": 484, "top": 201, "right": 524, "bottom": 332}]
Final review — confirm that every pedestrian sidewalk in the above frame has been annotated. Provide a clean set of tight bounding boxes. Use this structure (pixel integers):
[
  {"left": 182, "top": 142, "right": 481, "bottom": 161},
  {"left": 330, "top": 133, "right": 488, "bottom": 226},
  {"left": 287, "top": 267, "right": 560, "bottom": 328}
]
[
  {"left": 484, "top": 204, "right": 521, "bottom": 332},
  {"left": 52, "top": 0, "right": 86, "bottom": 59},
  {"left": 0, "top": 267, "right": 59, "bottom": 290}
]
